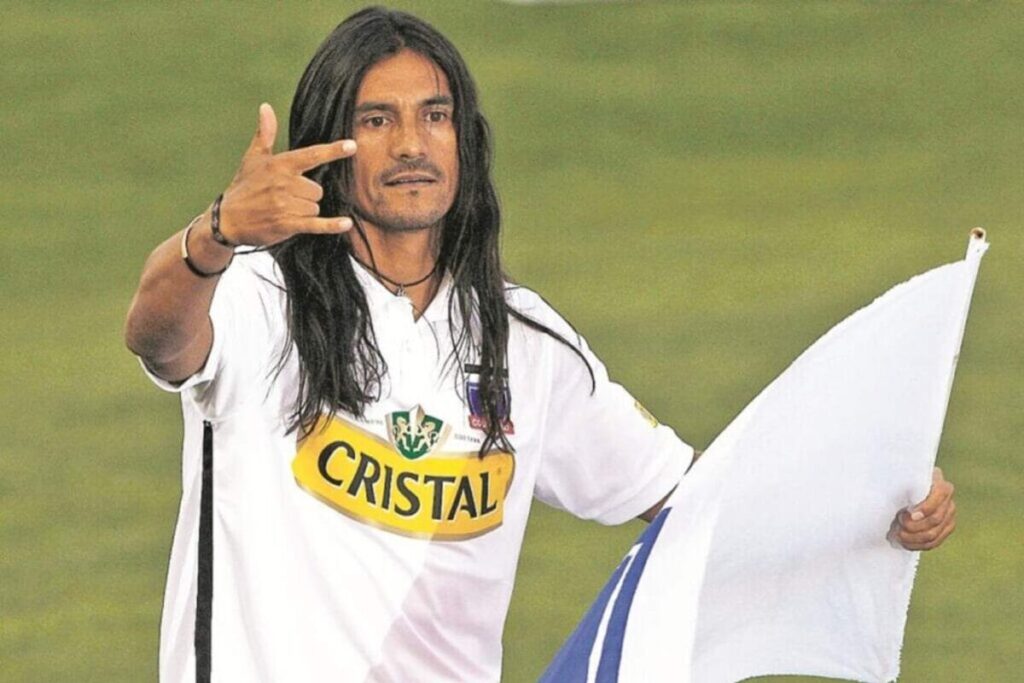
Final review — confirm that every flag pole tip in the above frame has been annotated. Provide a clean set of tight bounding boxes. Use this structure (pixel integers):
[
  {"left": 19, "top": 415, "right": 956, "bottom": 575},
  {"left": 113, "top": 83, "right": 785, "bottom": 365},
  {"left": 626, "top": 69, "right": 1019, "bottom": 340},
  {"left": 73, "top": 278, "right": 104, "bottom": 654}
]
[{"left": 970, "top": 227, "right": 986, "bottom": 240}]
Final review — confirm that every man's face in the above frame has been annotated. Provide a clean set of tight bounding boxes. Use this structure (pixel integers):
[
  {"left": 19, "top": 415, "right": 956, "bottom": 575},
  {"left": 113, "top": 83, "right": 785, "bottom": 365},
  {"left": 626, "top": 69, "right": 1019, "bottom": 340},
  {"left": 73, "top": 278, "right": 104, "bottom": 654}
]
[{"left": 350, "top": 49, "right": 459, "bottom": 233}]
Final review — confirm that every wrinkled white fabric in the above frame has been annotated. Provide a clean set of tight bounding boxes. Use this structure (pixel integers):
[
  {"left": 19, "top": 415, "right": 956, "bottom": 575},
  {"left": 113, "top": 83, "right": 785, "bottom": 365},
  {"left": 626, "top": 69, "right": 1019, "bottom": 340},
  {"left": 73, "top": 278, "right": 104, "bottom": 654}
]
[{"left": 543, "top": 233, "right": 987, "bottom": 683}]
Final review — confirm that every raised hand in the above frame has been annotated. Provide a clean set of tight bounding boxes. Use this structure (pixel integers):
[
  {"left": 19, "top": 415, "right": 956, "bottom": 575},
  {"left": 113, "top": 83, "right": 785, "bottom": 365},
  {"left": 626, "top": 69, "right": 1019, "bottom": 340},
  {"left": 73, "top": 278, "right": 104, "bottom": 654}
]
[
  {"left": 217, "top": 103, "right": 356, "bottom": 246},
  {"left": 889, "top": 467, "right": 957, "bottom": 551}
]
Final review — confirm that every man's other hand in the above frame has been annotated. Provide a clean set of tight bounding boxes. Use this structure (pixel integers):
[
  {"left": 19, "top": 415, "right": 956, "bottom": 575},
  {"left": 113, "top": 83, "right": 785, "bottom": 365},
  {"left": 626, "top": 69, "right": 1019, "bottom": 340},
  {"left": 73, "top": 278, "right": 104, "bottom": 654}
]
[{"left": 888, "top": 467, "right": 957, "bottom": 551}]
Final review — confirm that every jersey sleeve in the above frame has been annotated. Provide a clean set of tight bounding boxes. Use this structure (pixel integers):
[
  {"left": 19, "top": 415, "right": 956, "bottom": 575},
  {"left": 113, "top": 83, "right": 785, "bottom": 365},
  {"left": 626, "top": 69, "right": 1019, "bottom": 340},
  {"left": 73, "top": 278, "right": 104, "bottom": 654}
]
[
  {"left": 137, "top": 253, "right": 288, "bottom": 420},
  {"left": 529, "top": 301, "right": 694, "bottom": 525}
]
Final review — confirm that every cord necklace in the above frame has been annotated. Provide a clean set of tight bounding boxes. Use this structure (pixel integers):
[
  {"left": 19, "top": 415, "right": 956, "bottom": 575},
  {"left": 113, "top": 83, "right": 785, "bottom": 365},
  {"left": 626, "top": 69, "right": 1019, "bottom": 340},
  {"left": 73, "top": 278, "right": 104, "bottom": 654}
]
[{"left": 351, "top": 255, "right": 438, "bottom": 297}]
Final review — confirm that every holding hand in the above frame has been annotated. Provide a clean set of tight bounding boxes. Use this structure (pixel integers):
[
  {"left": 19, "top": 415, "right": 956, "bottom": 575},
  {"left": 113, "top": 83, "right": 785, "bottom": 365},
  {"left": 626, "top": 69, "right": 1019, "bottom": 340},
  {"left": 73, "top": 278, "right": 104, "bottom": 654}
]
[
  {"left": 218, "top": 103, "right": 356, "bottom": 246},
  {"left": 889, "top": 467, "right": 957, "bottom": 551}
]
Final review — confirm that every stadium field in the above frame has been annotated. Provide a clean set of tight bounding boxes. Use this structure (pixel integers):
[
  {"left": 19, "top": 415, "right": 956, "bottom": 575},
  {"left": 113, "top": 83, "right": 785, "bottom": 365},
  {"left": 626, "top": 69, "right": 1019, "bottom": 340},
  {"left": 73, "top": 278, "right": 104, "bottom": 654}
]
[{"left": 2, "top": 2, "right": 1021, "bottom": 680}]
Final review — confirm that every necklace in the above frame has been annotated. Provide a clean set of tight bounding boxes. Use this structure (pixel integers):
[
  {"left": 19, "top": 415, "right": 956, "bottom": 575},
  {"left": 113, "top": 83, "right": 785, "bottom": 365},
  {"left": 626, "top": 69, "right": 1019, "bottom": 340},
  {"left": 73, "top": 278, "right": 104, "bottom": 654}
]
[{"left": 351, "top": 255, "right": 438, "bottom": 297}]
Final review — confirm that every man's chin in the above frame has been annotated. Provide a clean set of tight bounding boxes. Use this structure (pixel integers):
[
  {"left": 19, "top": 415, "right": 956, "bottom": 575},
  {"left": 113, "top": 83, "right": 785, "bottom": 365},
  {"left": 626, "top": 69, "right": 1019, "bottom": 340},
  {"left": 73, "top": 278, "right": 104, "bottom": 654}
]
[
  {"left": 356, "top": 208, "right": 448, "bottom": 234},
  {"left": 376, "top": 220, "right": 438, "bottom": 234}
]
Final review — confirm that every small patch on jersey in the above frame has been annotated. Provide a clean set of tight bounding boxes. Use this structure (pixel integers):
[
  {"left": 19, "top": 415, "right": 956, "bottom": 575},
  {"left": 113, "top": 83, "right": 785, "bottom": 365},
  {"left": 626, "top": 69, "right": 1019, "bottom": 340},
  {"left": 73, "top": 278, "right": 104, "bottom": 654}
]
[
  {"left": 464, "top": 364, "right": 515, "bottom": 434},
  {"left": 385, "top": 406, "right": 449, "bottom": 460},
  {"left": 293, "top": 415, "right": 514, "bottom": 541},
  {"left": 634, "top": 400, "right": 659, "bottom": 428}
]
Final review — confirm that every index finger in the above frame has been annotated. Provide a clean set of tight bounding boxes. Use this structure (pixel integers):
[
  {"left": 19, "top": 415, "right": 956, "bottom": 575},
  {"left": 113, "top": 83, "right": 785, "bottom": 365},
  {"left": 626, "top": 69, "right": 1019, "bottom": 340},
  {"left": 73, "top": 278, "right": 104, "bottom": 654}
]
[{"left": 278, "top": 139, "right": 357, "bottom": 172}]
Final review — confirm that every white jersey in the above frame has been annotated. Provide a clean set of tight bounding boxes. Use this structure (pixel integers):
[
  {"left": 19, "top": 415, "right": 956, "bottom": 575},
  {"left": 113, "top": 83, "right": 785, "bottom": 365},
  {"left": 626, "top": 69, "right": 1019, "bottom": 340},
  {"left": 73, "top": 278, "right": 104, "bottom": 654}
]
[{"left": 142, "top": 252, "right": 692, "bottom": 682}]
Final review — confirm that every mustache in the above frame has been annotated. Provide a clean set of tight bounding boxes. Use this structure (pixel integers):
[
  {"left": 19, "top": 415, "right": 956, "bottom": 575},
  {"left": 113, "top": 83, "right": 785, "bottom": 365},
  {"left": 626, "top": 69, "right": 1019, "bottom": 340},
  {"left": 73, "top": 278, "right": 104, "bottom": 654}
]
[{"left": 380, "top": 159, "right": 444, "bottom": 183}]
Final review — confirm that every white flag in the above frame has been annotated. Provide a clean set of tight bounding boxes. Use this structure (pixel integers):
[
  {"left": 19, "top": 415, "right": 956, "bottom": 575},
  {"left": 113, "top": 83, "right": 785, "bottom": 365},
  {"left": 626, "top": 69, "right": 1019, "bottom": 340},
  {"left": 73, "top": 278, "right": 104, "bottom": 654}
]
[{"left": 542, "top": 231, "right": 988, "bottom": 683}]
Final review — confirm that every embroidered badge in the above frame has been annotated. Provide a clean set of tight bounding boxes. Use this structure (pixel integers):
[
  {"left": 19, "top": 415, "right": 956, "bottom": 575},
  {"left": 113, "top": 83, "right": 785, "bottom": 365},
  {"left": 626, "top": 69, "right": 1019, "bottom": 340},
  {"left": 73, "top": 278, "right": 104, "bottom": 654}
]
[
  {"left": 464, "top": 364, "right": 514, "bottom": 434},
  {"left": 634, "top": 399, "right": 659, "bottom": 428},
  {"left": 386, "top": 406, "right": 449, "bottom": 460}
]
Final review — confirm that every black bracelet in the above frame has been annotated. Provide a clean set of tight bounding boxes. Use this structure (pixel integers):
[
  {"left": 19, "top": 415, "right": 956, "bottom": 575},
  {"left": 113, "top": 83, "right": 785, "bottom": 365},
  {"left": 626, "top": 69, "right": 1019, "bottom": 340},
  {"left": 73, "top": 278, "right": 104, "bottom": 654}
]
[
  {"left": 210, "top": 193, "right": 237, "bottom": 247},
  {"left": 180, "top": 217, "right": 230, "bottom": 278}
]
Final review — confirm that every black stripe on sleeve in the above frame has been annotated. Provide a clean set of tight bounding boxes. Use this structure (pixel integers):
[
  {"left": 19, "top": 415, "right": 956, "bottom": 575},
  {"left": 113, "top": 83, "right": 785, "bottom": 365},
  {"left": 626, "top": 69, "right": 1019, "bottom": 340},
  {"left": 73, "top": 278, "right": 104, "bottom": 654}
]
[{"left": 195, "top": 420, "right": 214, "bottom": 682}]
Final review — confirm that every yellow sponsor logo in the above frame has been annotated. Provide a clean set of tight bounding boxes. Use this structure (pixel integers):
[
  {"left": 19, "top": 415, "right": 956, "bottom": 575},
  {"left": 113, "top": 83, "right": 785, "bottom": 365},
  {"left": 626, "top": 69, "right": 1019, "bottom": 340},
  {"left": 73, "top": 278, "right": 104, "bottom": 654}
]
[
  {"left": 634, "top": 399, "right": 659, "bottom": 427},
  {"left": 292, "top": 416, "right": 515, "bottom": 540}
]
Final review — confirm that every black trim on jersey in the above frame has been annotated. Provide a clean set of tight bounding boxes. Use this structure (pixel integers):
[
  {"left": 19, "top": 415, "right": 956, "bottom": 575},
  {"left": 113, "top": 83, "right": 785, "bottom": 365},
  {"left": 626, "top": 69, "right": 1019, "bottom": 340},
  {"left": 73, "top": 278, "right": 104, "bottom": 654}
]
[{"left": 195, "top": 420, "right": 214, "bottom": 682}]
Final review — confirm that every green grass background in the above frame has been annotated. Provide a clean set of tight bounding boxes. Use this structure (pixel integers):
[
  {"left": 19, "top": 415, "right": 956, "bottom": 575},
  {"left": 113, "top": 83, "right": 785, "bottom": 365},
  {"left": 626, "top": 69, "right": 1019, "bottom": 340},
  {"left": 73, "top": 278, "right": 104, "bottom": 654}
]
[{"left": 2, "top": 1, "right": 1021, "bottom": 680}]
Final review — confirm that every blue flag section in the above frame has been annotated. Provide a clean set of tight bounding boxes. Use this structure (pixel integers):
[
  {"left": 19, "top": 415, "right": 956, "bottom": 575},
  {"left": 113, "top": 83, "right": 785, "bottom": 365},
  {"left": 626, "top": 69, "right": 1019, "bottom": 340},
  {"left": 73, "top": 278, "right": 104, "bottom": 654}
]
[{"left": 540, "top": 511, "right": 670, "bottom": 683}]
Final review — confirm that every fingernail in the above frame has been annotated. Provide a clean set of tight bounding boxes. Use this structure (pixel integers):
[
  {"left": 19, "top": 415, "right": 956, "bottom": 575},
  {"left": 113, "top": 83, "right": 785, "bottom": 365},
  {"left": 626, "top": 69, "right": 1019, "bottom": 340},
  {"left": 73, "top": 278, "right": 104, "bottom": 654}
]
[
  {"left": 341, "top": 140, "right": 357, "bottom": 153},
  {"left": 338, "top": 217, "right": 353, "bottom": 229},
  {"left": 910, "top": 510, "right": 924, "bottom": 521}
]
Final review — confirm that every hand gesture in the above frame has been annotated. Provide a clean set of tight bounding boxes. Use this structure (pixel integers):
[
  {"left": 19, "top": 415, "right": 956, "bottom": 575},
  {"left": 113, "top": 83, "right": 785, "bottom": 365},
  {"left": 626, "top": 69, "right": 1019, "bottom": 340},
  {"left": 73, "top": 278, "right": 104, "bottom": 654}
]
[
  {"left": 218, "top": 103, "right": 356, "bottom": 246},
  {"left": 889, "top": 467, "right": 957, "bottom": 551}
]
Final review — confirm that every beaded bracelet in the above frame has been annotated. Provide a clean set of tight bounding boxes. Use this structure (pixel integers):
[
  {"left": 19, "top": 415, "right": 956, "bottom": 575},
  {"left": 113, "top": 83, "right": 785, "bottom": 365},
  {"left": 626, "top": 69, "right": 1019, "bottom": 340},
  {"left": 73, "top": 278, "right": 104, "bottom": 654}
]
[{"left": 210, "top": 193, "right": 236, "bottom": 247}]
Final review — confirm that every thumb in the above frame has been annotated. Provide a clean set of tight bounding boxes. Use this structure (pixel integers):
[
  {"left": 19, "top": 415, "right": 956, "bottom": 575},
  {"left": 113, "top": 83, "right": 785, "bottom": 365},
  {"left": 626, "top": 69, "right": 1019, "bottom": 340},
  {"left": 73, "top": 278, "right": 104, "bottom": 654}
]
[{"left": 245, "top": 102, "right": 277, "bottom": 157}]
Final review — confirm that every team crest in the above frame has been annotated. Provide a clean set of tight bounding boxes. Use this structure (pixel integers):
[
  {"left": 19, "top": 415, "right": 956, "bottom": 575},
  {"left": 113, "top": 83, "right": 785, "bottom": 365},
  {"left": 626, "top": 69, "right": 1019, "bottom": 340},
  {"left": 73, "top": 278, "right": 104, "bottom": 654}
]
[
  {"left": 386, "top": 406, "right": 450, "bottom": 460},
  {"left": 464, "top": 364, "right": 515, "bottom": 434}
]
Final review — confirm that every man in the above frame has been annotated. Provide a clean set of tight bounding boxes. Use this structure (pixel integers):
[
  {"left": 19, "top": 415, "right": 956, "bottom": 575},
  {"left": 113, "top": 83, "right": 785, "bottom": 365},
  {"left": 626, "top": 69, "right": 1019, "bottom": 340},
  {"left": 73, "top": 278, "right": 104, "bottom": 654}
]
[{"left": 125, "top": 7, "right": 956, "bottom": 681}]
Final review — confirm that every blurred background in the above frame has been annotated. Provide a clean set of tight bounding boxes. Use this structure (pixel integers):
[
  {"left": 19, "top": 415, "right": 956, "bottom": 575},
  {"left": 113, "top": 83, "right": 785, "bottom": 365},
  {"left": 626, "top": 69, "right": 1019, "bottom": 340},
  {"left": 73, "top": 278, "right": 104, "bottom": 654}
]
[{"left": 2, "top": 1, "right": 1021, "bottom": 680}]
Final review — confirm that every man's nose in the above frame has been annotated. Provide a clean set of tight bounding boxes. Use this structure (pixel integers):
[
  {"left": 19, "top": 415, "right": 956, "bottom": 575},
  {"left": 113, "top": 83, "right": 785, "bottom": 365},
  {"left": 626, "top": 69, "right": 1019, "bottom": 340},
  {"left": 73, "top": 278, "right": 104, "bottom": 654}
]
[{"left": 390, "top": 120, "right": 426, "bottom": 160}]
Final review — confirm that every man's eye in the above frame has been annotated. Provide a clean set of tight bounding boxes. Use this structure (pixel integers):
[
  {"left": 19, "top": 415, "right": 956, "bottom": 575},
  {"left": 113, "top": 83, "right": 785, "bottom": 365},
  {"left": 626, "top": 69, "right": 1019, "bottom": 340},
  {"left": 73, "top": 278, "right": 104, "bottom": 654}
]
[
  {"left": 365, "top": 116, "right": 387, "bottom": 128},
  {"left": 426, "top": 110, "right": 449, "bottom": 123}
]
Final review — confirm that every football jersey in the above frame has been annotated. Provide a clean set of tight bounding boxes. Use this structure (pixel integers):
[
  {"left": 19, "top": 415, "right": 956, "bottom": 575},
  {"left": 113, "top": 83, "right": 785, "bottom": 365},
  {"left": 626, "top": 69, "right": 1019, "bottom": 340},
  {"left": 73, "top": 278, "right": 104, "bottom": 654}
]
[{"left": 141, "top": 252, "right": 693, "bottom": 682}]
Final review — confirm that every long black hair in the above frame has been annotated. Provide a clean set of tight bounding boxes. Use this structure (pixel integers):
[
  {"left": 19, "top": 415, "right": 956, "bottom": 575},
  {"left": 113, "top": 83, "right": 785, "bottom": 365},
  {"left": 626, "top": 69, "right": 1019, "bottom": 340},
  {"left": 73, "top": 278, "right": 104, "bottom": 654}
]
[{"left": 271, "top": 7, "right": 590, "bottom": 454}]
